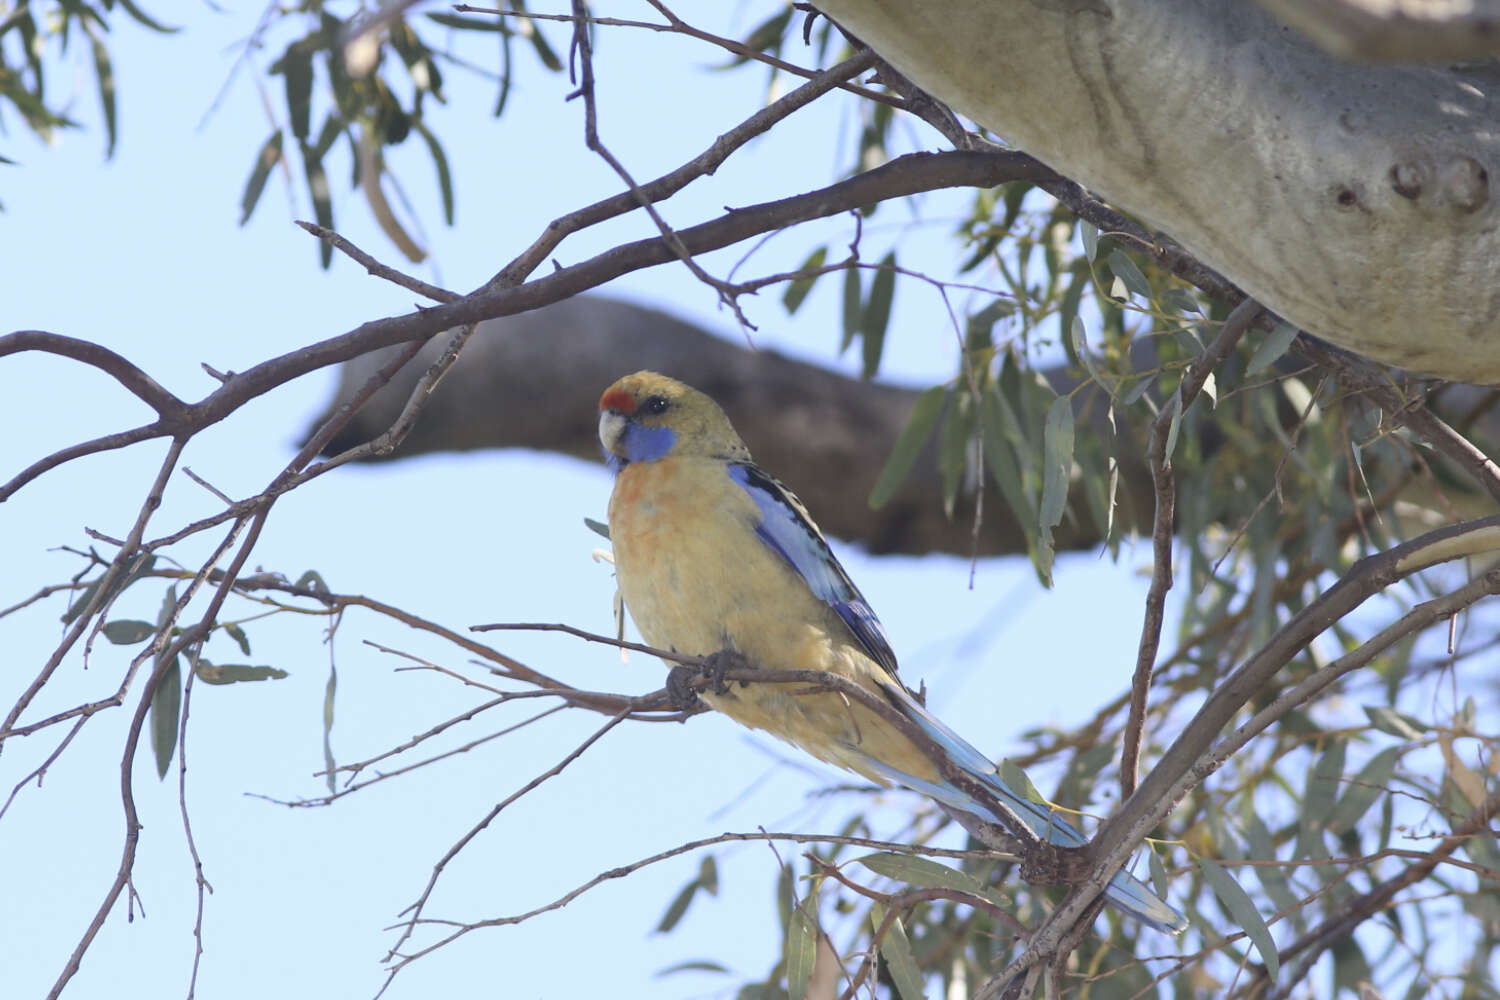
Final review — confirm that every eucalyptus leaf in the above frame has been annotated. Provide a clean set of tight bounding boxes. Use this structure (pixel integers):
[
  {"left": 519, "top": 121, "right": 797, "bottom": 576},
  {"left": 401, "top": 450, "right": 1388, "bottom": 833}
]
[
  {"left": 102, "top": 620, "right": 155, "bottom": 645},
  {"left": 1037, "top": 393, "right": 1075, "bottom": 585},
  {"left": 1248, "top": 321, "right": 1301, "bottom": 372},
  {"left": 785, "top": 898, "right": 818, "bottom": 1000},
  {"left": 150, "top": 655, "right": 181, "bottom": 780},
  {"left": 1107, "top": 249, "right": 1152, "bottom": 301},
  {"left": 871, "top": 904, "right": 926, "bottom": 1000},
  {"left": 193, "top": 662, "right": 289, "bottom": 685},
  {"left": 840, "top": 263, "right": 861, "bottom": 354},
  {"left": 857, "top": 853, "right": 989, "bottom": 896},
  {"left": 239, "top": 130, "right": 284, "bottom": 226},
  {"left": 869, "top": 386, "right": 945, "bottom": 509},
  {"left": 860, "top": 251, "right": 897, "bottom": 378},
  {"left": 781, "top": 246, "right": 827, "bottom": 315},
  {"left": 1199, "top": 859, "right": 1279, "bottom": 981}
]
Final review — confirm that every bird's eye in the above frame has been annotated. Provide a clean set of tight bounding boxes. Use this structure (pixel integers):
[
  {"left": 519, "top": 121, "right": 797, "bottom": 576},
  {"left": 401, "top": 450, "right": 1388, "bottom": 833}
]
[{"left": 643, "top": 395, "right": 670, "bottom": 415}]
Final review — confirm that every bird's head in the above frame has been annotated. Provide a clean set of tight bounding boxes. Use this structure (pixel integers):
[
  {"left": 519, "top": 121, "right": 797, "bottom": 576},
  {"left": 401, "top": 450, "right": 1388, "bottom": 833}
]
[{"left": 598, "top": 371, "right": 749, "bottom": 469}]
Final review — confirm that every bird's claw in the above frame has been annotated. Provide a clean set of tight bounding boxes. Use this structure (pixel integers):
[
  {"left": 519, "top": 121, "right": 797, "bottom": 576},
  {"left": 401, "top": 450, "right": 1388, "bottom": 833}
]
[
  {"left": 701, "top": 648, "right": 748, "bottom": 695},
  {"left": 665, "top": 649, "right": 748, "bottom": 710},
  {"left": 665, "top": 664, "right": 701, "bottom": 710}
]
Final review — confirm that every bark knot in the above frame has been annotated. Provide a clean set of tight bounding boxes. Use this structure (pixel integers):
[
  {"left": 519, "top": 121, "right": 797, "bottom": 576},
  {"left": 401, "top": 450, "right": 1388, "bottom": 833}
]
[{"left": 1440, "top": 155, "right": 1489, "bottom": 213}]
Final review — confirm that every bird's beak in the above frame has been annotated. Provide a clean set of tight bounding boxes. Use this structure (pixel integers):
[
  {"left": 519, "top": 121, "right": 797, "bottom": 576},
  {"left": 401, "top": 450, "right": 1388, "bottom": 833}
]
[{"left": 598, "top": 409, "right": 627, "bottom": 457}]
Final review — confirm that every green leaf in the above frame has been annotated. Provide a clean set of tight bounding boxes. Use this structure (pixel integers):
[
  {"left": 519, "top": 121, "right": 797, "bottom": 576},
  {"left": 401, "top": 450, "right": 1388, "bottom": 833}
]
[
  {"left": 699, "top": 854, "right": 718, "bottom": 895},
  {"left": 1122, "top": 373, "right": 1152, "bottom": 404},
  {"left": 840, "top": 263, "right": 861, "bottom": 355},
  {"left": 224, "top": 622, "right": 251, "bottom": 656},
  {"left": 1363, "top": 704, "right": 1428, "bottom": 739},
  {"left": 1068, "top": 316, "right": 1112, "bottom": 393},
  {"left": 785, "top": 897, "right": 818, "bottom": 1000},
  {"left": 301, "top": 143, "right": 334, "bottom": 268},
  {"left": 868, "top": 386, "right": 945, "bottom": 509},
  {"left": 1147, "top": 848, "right": 1169, "bottom": 900},
  {"left": 280, "top": 42, "right": 314, "bottom": 143},
  {"left": 239, "top": 130, "right": 284, "bottom": 226},
  {"left": 193, "top": 662, "right": 289, "bottom": 685},
  {"left": 116, "top": 0, "right": 178, "bottom": 33},
  {"left": 1106, "top": 249, "right": 1151, "bottom": 301},
  {"left": 656, "top": 878, "right": 701, "bottom": 934},
  {"left": 857, "top": 853, "right": 990, "bottom": 896},
  {"left": 323, "top": 661, "right": 338, "bottom": 793},
  {"left": 87, "top": 31, "right": 116, "bottom": 158},
  {"left": 63, "top": 553, "right": 157, "bottom": 624},
  {"left": 781, "top": 246, "right": 827, "bottom": 316},
  {"left": 1080, "top": 221, "right": 1099, "bottom": 262},
  {"left": 1297, "top": 739, "right": 1345, "bottom": 858},
  {"left": 1245, "top": 813, "right": 1298, "bottom": 914},
  {"left": 936, "top": 391, "right": 972, "bottom": 519},
  {"left": 584, "top": 517, "right": 611, "bottom": 540},
  {"left": 295, "top": 569, "right": 330, "bottom": 594},
  {"left": 1162, "top": 389, "right": 1184, "bottom": 460},
  {"left": 413, "top": 120, "right": 455, "bottom": 226},
  {"left": 860, "top": 252, "right": 897, "bottom": 378},
  {"left": 1037, "top": 394, "right": 1075, "bottom": 585},
  {"left": 524, "top": 20, "right": 564, "bottom": 72},
  {"left": 426, "top": 11, "right": 510, "bottom": 32},
  {"left": 1199, "top": 859, "right": 1279, "bottom": 981},
  {"left": 102, "top": 620, "right": 155, "bottom": 645},
  {"left": 1247, "top": 321, "right": 1300, "bottom": 373},
  {"left": 1161, "top": 288, "right": 1202, "bottom": 315},
  {"left": 1328, "top": 746, "right": 1400, "bottom": 834},
  {"left": 998, "top": 759, "right": 1046, "bottom": 804},
  {"left": 1333, "top": 937, "right": 1374, "bottom": 997},
  {"left": 150, "top": 654, "right": 181, "bottom": 780},
  {"left": 980, "top": 387, "right": 1036, "bottom": 533},
  {"left": 870, "top": 903, "right": 926, "bottom": 1000},
  {"left": 655, "top": 960, "right": 731, "bottom": 978}
]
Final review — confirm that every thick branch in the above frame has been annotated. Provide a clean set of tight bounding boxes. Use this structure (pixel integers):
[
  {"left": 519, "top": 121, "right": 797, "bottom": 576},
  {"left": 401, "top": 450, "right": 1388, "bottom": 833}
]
[
  {"left": 1, "top": 149, "right": 1053, "bottom": 504},
  {"left": 818, "top": 0, "right": 1500, "bottom": 382}
]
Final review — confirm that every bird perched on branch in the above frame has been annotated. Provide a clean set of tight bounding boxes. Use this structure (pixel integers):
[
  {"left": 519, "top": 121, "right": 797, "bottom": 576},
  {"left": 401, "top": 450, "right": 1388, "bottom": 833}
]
[{"left": 598, "top": 370, "right": 1185, "bottom": 933}]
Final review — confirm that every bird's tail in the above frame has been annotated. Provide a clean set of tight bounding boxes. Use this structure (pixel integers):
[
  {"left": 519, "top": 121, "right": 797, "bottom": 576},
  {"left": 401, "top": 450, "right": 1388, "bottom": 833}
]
[{"left": 868, "top": 681, "right": 1188, "bottom": 934}]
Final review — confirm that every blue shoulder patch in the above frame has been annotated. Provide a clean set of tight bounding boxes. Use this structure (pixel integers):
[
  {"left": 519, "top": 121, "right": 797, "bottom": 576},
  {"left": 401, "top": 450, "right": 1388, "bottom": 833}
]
[{"left": 726, "top": 463, "right": 899, "bottom": 677}]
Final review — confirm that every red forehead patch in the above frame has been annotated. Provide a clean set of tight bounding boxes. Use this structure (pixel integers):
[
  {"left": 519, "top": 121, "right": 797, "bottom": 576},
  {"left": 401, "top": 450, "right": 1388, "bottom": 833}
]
[{"left": 599, "top": 388, "right": 637, "bottom": 414}]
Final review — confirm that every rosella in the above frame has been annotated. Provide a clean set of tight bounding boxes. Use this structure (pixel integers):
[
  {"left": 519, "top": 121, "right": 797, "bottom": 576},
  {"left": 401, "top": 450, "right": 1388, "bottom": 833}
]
[{"left": 598, "top": 370, "right": 1184, "bottom": 932}]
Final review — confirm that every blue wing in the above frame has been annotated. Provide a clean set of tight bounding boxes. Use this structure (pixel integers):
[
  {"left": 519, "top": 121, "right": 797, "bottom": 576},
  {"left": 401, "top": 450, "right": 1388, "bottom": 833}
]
[
  {"left": 723, "top": 463, "right": 1186, "bottom": 934},
  {"left": 726, "top": 463, "right": 899, "bottom": 677}
]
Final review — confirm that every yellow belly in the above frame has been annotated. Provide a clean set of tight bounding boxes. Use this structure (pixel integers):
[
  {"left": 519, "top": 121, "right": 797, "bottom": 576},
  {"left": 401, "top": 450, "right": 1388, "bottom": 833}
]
[{"left": 607, "top": 456, "right": 940, "bottom": 787}]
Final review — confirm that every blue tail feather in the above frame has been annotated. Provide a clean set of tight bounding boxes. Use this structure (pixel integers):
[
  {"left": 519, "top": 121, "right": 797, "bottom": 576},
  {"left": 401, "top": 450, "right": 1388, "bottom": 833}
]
[{"left": 871, "top": 681, "right": 1188, "bottom": 934}]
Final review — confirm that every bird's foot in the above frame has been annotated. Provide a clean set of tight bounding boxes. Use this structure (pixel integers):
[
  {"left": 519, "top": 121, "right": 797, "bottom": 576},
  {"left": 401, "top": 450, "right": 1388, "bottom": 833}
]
[
  {"left": 665, "top": 664, "right": 702, "bottom": 710},
  {"left": 665, "top": 649, "right": 750, "bottom": 710},
  {"left": 701, "top": 648, "right": 749, "bottom": 695}
]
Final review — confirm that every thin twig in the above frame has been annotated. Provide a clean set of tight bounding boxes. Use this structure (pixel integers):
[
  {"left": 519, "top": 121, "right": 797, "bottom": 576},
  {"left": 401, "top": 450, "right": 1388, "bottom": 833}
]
[
  {"left": 379, "top": 708, "right": 634, "bottom": 977},
  {"left": 1296, "top": 337, "right": 1500, "bottom": 506},
  {"left": 383, "top": 830, "right": 1002, "bottom": 975},
  {"left": 295, "top": 221, "right": 458, "bottom": 304},
  {"left": 988, "top": 516, "right": 1500, "bottom": 997},
  {"left": 1120, "top": 299, "right": 1264, "bottom": 798}
]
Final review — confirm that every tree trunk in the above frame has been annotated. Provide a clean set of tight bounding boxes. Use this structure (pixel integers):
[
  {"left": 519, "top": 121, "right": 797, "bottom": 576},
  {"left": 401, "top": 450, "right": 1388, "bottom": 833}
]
[{"left": 818, "top": 0, "right": 1500, "bottom": 383}]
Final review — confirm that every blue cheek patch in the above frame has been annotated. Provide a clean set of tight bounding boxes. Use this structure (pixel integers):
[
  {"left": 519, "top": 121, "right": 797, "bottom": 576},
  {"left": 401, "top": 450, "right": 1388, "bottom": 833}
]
[{"left": 622, "top": 424, "right": 677, "bottom": 464}]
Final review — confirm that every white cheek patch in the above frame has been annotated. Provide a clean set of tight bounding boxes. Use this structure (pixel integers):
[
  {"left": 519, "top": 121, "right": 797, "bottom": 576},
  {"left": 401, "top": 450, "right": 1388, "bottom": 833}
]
[{"left": 599, "top": 410, "right": 626, "bottom": 451}]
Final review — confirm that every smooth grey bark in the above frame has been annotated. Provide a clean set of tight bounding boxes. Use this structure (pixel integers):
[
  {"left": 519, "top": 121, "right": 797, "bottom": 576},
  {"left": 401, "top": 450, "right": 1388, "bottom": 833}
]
[{"left": 818, "top": 0, "right": 1500, "bottom": 383}]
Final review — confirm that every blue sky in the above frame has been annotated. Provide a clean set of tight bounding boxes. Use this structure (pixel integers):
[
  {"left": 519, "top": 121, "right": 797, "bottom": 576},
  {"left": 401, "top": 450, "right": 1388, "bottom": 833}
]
[{"left": 0, "top": 5, "right": 1166, "bottom": 998}]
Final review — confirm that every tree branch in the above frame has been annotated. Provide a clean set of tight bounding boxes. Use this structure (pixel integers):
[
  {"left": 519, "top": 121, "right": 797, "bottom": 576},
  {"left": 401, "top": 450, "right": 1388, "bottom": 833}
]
[{"left": 1121, "top": 300, "right": 1264, "bottom": 797}]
